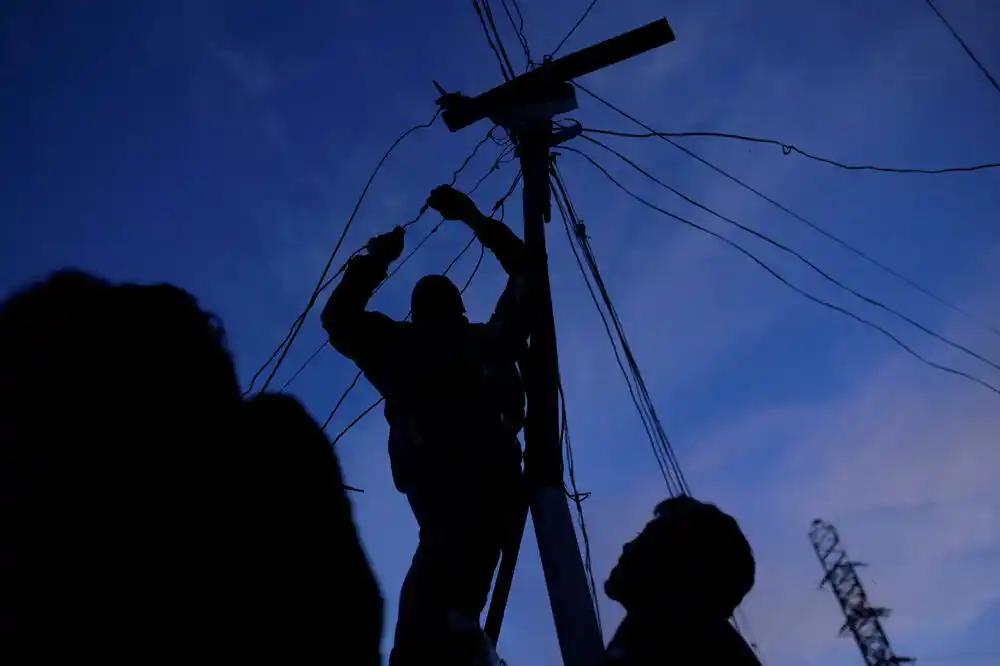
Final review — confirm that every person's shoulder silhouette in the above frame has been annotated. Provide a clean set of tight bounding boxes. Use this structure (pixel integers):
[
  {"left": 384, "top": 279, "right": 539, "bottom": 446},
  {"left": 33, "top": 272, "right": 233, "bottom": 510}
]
[{"left": 603, "top": 496, "right": 762, "bottom": 666}]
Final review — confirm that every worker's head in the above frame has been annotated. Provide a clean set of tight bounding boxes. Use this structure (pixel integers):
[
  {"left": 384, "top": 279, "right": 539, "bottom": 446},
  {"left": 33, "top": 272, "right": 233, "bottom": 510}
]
[
  {"left": 411, "top": 274, "right": 466, "bottom": 326},
  {"left": 605, "top": 496, "right": 755, "bottom": 620}
]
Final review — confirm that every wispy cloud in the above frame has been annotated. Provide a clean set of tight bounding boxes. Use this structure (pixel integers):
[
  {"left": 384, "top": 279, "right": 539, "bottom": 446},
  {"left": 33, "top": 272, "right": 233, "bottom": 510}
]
[
  {"left": 574, "top": 249, "right": 1000, "bottom": 666},
  {"left": 210, "top": 43, "right": 277, "bottom": 97},
  {"left": 225, "top": 3, "right": 1000, "bottom": 665}
]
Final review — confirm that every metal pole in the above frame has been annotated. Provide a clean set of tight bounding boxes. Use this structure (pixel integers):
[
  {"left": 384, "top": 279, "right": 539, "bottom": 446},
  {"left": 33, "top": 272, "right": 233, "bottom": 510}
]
[{"left": 519, "top": 126, "right": 604, "bottom": 666}]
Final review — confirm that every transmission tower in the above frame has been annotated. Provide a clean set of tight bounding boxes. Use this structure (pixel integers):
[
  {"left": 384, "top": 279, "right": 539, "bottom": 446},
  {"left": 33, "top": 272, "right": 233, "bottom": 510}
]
[{"left": 809, "top": 519, "right": 916, "bottom": 666}]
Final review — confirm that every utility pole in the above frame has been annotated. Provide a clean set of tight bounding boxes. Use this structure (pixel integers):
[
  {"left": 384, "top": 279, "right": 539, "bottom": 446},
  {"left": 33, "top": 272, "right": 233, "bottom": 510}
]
[
  {"left": 437, "top": 19, "right": 675, "bottom": 666},
  {"left": 809, "top": 519, "right": 916, "bottom": 666}
]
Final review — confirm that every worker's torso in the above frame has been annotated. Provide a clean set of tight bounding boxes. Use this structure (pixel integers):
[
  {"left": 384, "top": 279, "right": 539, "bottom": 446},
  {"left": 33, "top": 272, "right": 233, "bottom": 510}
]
[{"left": 370, "top": 321, "right": 523, "bottom": 492}]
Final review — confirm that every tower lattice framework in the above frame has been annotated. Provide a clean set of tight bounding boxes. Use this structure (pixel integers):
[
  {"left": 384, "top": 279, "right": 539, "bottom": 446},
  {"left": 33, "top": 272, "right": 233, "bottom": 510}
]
[{"left": 809, "top": 519, "right": 916, "bottom": 666}]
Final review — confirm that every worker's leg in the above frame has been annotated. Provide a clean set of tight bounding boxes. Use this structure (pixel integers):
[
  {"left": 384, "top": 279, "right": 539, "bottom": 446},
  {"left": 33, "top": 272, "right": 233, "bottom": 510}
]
[{"left": 390, "top": 469, "right": 516, "bottom": 666}]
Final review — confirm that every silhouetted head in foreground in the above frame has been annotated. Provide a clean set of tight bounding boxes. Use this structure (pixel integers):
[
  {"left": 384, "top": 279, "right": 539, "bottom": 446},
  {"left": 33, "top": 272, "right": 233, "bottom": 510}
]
[
  {"left": 0, "top": 269, "right": 382, "bottom": 663},
  {"left": 411, "top": 274, "right": 467, "bottom": 326},
  {"left": 0, "top": 269, "right": 240, "bottom": 420},
  {"left": 605, "top": 496, "right": 755, "bottom": 620}
]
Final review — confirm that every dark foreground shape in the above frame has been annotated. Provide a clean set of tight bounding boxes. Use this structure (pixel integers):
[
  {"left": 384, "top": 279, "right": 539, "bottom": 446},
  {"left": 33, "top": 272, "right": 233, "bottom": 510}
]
[{"left": 0, "top": 270, "right": 382, "bottom": 663}]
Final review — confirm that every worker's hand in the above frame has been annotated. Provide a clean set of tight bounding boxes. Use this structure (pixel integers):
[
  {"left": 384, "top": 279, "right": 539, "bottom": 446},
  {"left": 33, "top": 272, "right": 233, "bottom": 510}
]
[
  {"left": 367, "top": 226, "right": 405, "bottom": 262},
  {"left": 427, "top": 185, "right": 481, "bottom": 222}
]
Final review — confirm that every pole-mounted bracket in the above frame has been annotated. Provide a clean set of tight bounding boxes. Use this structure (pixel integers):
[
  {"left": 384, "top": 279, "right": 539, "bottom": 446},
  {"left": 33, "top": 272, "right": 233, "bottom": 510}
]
[
  {"left": 489, "top": 81, "right": 578, "bottom": 131},
  {"left": 434, "top": 18, "right": 675, "bottom": 133}
]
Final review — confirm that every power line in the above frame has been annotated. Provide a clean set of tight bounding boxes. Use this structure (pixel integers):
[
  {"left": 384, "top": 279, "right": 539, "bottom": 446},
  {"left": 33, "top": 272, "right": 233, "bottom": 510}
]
[
  {"left": 579, "top": 135, "right": 1000, "bottom": 376},
  {"left": 499, "top": 0, "right": 531, "bottom": 69},
  {"left": 922, "top": 0, "right": 1000, "bottom": 96},
  {"left": 582, "top": 128, "right": 1000, "bottom": 174},
  {"left": 552, "top": 0, "right": 599, "bottom": 56},
  {"left": 473, "top": 0, "right": 515, "bottom": 80},
  {"left": 559, "top": 382, "right": 603, "bottom": 637},
  {"left": 284, "top": 219, "right": 448, "bottom": 396},
  {"left": 483, "top": 0, "right": 518, "bottom": 78},
  {"left": 462, "top": 242, "right": 487, "bottom": 293},
  {"left": 322, "top": 371, "right": 363, "bottom": 429},
  {"left": 278, "top": 151, "right": 515, "bottom": 397},
  {"left": 331, "top": 397, "right": 383, "bottom": 446},
  {"left": 279, "top": 337, "right": 330, "bottom": 393},
  {"left": 255, "top": 127, "right": 502, "bottom": 396},
  {"left": 244, "top": 108, "right": 442, "bottom": 396},
  {"left": 567, "top": 147, "right": 1000, "bottom": 398},
  {"left": 445, "top": 234, "right": 480, "bottom": 275},
  {"left": 556, "top": 165, "right": 690, "bottom": 495},
  {"left": 551, "top": 163, "right": 689, "bottom": 497},
  {"left": 574, "top": 82, "right": 1000, "bottom": 339},
  {"left": 554, "top": 162, "right": 770, "bottom": 656},
  {"left": 324, "top": 234, "right": 496, "bottom": 446},
  {"left": 550, "top": 177, "right": 672, "bottom": 490}
]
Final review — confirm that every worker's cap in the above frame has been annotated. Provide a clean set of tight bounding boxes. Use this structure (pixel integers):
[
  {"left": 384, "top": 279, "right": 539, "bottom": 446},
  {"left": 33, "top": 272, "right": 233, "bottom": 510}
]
[{"left": 411, "top": 274, "right": 465, "bottom": 323}]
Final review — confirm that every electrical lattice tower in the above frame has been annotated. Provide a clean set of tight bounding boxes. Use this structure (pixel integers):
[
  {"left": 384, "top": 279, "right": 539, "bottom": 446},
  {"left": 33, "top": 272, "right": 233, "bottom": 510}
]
[{"left": 809, "top": 519, "right": 916, "bottom": 666}]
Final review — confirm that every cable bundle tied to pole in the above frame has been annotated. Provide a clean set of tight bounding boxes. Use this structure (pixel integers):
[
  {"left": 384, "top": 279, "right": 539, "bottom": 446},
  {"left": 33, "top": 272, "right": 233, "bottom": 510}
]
[{"left": 550, "top": 161, "right": 690, "bottom": 497}]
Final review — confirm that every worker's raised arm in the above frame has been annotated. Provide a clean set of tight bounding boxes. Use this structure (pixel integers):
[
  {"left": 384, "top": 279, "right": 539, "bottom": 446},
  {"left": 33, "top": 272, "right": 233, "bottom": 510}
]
[
  {"left": 426, "top": 185, "right": 530, "bottom": 353},
  {"left": 426, "top": 185, "right": 526, "bottom": 277},
  {"left": 321, "top": 227, "right": 404, "bottom": 369}
]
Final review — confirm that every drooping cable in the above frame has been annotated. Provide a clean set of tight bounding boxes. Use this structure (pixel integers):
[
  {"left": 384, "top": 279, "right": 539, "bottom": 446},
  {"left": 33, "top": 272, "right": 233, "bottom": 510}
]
[
  {"left": 301, "top": 164, "right": 513, "bottom": 407},
  {"left": 574, "top": 82, "right": 1000, "bottom": 339},
  {"left": 278, "top": 152, "right": 515, "bottom": 397},
  {"left": 550, "top": 176, "right": 676, "bottom": 492},
  {"left": 322, "top": 371, "right": 363, "bottom": 430},
  {"left": 558, "top": 381, "right": 604, "bottom": 636},
  {"left": 499, "top": 0, "right": 532, "bottom": 69},
  {"left": 324, "top": 170, "right": 523, "bottom": 442},
  {"left": 482, "top": 0, "right": 517, "bottom": 79},
  {"left": 922, "top": 0, "right": 1000, "bottom": 96},
  {"left": 579, "top": 135, "right": 1000, "bottom": 375},
  {"left": 244, "top": 108, "right": 441, "bottom": 395},
  {"left": 262, "top": 129, "right": 501, "bottom": 395},
  {"left": 566, "top": 148, "right": 1000, "bottom": 398},
  {"left": 556, "top": 164, "right": 688, "bottom": 493},
  {"left": 556, "top": 158, "right": 768, "bottom": 663},
  {"left": 552, "top": 164, "right": 690, "bottom": 496},
  {"left": 582, "top": 127, "right": 1000, "bottom": 174},
  {"left": 551, "top": 0, "right": 599, "bottom": 56},
  {"left": 473, "top": 0, "right": 515, "bottom": 80},
  {"left": 462, "top": 243, "right": 488, "bottom": 293}
]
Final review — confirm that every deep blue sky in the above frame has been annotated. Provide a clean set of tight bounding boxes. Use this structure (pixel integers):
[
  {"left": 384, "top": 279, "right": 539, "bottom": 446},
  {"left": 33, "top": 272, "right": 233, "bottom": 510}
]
[{"left": 3, "top": 1, "right": 1000, "bottom": 665}]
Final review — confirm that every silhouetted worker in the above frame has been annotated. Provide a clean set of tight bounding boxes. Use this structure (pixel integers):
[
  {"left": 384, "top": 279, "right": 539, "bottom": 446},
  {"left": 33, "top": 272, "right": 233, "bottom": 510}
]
[
  {"left": 0, "top": 270, "right": 383, "bottom": 664},
  {"left": 602, "top": 496, "right": 762, "bottom": 666},
  {"left": 322, "top": 185, "right": 529, "bottom": 665}
]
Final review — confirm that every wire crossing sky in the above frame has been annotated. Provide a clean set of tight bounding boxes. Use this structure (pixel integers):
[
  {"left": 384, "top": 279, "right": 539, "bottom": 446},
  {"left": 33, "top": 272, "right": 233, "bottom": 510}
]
[{"left": 2, "top": 2, "right": 999, "bottom": 666}]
